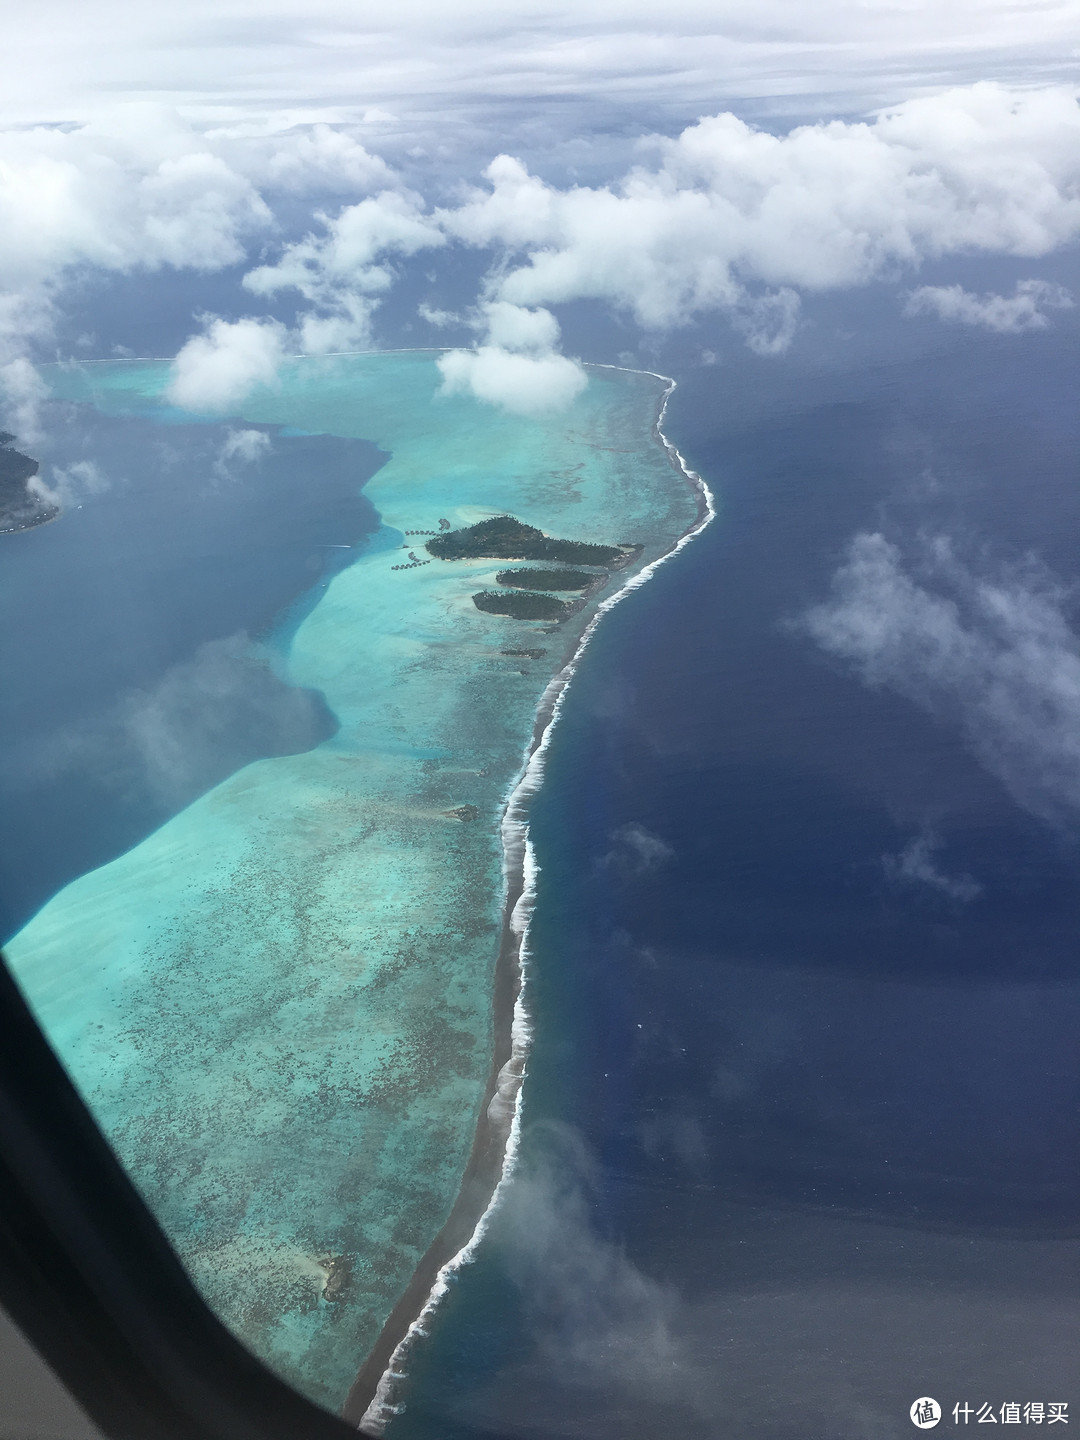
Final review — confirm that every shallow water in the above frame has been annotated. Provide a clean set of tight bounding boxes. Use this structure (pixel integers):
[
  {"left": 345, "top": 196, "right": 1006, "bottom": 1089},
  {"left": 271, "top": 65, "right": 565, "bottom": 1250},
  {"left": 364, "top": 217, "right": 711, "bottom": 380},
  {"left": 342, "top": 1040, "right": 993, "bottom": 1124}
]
[{"left": 3, "top": 354, "right": 698, "bottom": 1409}]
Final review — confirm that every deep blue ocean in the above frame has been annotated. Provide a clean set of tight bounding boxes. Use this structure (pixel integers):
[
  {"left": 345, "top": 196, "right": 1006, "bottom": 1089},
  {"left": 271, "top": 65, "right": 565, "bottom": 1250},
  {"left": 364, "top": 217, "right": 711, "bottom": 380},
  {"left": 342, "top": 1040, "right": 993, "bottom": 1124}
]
[{"left": 388, "top": 329, "right": 1080, "bottom": 1440}]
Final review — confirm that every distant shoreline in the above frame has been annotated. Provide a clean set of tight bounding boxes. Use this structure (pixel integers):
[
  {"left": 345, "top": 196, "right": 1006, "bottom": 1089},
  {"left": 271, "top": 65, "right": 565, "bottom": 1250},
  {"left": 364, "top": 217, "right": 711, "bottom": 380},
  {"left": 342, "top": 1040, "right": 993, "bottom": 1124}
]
[
  {"left": 0, "top": 436, "right": 57, "bottom": 535},
  {"left": 345, "top": 367, "right": 716, "bottom": 1433},
  {"left": 0, "top": 506, "right": 61, "bottom": 535}
]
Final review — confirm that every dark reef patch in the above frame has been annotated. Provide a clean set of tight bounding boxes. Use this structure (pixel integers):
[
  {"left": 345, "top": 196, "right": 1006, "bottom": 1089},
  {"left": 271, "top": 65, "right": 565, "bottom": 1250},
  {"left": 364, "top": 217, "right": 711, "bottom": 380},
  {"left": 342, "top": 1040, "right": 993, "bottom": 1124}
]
[
  {"left": 443, "top": 805, "right": 480, "bottom": 822},
  {"left": 0, "top": 432, "right": 57, "bottom": 533}
]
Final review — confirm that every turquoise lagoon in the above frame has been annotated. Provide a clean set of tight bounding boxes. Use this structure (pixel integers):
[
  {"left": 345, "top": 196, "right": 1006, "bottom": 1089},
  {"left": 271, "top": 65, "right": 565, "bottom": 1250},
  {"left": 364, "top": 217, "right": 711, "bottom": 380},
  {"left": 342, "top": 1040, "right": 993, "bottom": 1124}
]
[{"left": 5, "top": 354, "right": 700, "bottom": 1410}]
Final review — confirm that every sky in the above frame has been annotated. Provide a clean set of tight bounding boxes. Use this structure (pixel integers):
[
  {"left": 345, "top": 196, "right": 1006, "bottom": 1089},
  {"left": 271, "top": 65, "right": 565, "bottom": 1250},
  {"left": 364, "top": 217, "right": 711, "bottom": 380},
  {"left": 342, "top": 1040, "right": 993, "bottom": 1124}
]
[
  {"left": 2, "top": 2, "right": 1080, "bottom": 423},
  {"left": 5, "top": 1, "right": 1079, "bottom": 138}
]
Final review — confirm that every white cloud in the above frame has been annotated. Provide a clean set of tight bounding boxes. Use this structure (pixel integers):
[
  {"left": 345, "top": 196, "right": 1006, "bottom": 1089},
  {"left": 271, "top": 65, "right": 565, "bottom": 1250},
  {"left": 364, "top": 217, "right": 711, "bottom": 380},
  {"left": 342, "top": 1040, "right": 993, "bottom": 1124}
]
[
  {"left": 294, "top": 303, "right": 378, "bottom": 356},
  {"left": 0, "top": 112, "right": 270, "bottom": 287},
  {"left": 1, "top": 1, "right": 1077, "bottom": 160},
  {"left": 28, "top": 458, "right": 110, "bottom": 509},
  {"left": 0, "top": 78, "right": 1078, "bottom": 375},
  {"left": 0, "top": 109, "right": 412, "bottom": 362},
  {"left": 0, "top": 115, "right": 272, "bottom": 368},
  {"left": 435, "top": 301, "right": 586, "bottom": 413},
  {"left": 81, "top": 80, "right": 1072, "bottom": 379},
  {"left": 436, "top": 345, "right": 588, "bottom": 414},
  {"left": 884, "top": 833, "right": 981, "bottom": 903},
  {"left": 0, "top": 111, "right": 279, "bottom": 360},
  {"left": 257, "top": 124, "right": 397, "bottom": 195},
  {"left": 116, "top": 636, "right": 297, "bottom": 803},
  {"left": 801, "top": 532, "right": 1080, "bottom": 825},
  {"left": 0, "top": 77, "right": 1078, "bottom": 381},
  {"left": 0, "top": 357, "right": 49, "bottom": 444},
  {"left": 214, "top": 427, "right": 272, "bottom": 475},
  {"left": 480, "top": 299, "right": 561, "bottom": 352},
  {"left": 438, "top": 84, "right": 1080, "bottom": 352},
  {"left": 496, "top": 1124, "right": 681, "bottom": 1397},
  {"left": 167, "top": 316, "right": 288, "bottom": 412},
  {"left": 221, "top": 427, "right": 272, "bottom": 463},
  {"left": 600, "top": 822, "right": 675, "bottom": 876},
  {"left": 417, "top": 301, "right": 460, "bottom": 328},
  {"left": 244, "top": 189, "right": 444, "bottom": 352},
  {"left": 905, "top": 278, "right": 1073, "bottom": 332},
  {"left": 733, "top": 288, "right": 801, "bottom": 356}
]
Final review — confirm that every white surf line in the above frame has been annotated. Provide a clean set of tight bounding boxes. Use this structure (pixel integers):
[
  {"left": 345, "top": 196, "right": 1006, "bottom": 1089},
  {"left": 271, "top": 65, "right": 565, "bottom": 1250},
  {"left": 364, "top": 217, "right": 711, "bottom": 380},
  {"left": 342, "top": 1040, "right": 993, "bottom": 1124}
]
[
  {"left": 64, "top": 347, "right": 449, "bottom": 364},
  {"left": 357, "top": 369, "right": 715, "bottom": 1434}
]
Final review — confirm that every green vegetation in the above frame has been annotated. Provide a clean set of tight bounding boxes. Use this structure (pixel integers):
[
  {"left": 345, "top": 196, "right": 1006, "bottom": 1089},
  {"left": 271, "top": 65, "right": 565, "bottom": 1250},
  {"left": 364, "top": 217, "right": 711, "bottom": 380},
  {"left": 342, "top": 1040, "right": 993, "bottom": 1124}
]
[
  {"left": 437, "top": 517, "right": 641, "bottom": 623},
  {"left": 473, "top": 590, "right": 573, "bottom": 621},
  {"left": 496, "top": 567, "right": 597, "bottom": 591},
  {"left": 428, "top": 515, "right": 627, "bottom": 566}
]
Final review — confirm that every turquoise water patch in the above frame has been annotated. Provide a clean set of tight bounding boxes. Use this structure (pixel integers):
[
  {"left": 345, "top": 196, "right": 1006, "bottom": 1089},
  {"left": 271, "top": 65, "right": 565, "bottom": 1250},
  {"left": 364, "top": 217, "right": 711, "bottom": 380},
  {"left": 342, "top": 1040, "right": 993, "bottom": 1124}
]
[{"left": 5, "top": 354, "right": 698, "bottom": 1410}]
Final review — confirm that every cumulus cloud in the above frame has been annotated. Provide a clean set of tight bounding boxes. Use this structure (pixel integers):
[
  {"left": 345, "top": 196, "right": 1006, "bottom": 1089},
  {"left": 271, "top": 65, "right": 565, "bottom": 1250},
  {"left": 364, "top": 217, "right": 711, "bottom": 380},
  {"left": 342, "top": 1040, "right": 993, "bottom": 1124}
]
[
  {"left": 435, "top": 84, "right": 1080, "bottom": 353},
  {"left": 884, "top": 832, "right": 982, "bottom": 903},
  {"left": 436, "top": 346, "right": 587, "bottom": 413},
  {"left": 256, "top": 123, "right": 397, "bottom": 195},
  {"left": 28, "top": 458, "right": 110, "bottom": 509},
  {"left": 904, "top": 278, "right": 1074, "bottom": 332},
  {"left": 215, "top": 427, "right": 272, "bottom": 472},
  {"left": 0, "top": 357, "right": 49, "bottom": 444},
  {"left": 480, "top": 299, "right": 561, "bottom": 352},
  {"left": 1, "top": 80, "right": 1078, "bottom": 376},
  {"left": 417, "top": 301, "right": 460, "bottom": 328},
  {"left": 435, "top": 299, "right": 587, "bottom": 413},
  {"left": 244, "top": 190, "right": 444, "bottom": 352},
  {"left": 1, "top": 79, "right": 1080, "bottom": 385},
  {"left": 174, "top": 81, "right": 1080, "bottom": 375},
  {"left": 0, "top": 108, "right": 413, "bottom": 364},
  {"left": 167, "top": 316, "right": 288, "bottom": 412},
  {"left": 0, "top": 110, "right": 280, "bottom": 359},
  {"left": 0, "top": 112, "right": 270, "bottom": 278},
  {"left": 801, "top": 531, "right": 1080, "bottom": 824}
]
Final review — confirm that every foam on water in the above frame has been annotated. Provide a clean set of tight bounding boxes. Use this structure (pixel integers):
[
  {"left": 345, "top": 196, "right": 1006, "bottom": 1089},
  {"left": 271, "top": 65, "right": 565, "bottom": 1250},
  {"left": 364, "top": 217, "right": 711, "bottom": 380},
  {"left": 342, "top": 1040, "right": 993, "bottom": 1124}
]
[{"left": 5, "top": 354, "right": 703, "bottom": 1412}]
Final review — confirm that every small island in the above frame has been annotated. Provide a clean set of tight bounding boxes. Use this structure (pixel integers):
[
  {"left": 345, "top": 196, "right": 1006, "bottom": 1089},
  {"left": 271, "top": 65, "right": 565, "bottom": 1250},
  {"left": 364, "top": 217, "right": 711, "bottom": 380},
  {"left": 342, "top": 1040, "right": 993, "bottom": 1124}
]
[
  {"left": 426, "top": 515, "right": 638, "bottom": 567},
  {"left": 495, "top": 567, "right": 596, "bottom": 591},
  {"left": 428, "top": 516, "right": 641, "bottom": 624},
  {"left": 473, "top": 590, "right": 574, "bottom": 621},
  {"left": 0, "top": 432, "right": 57, "bottom": 534}
]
